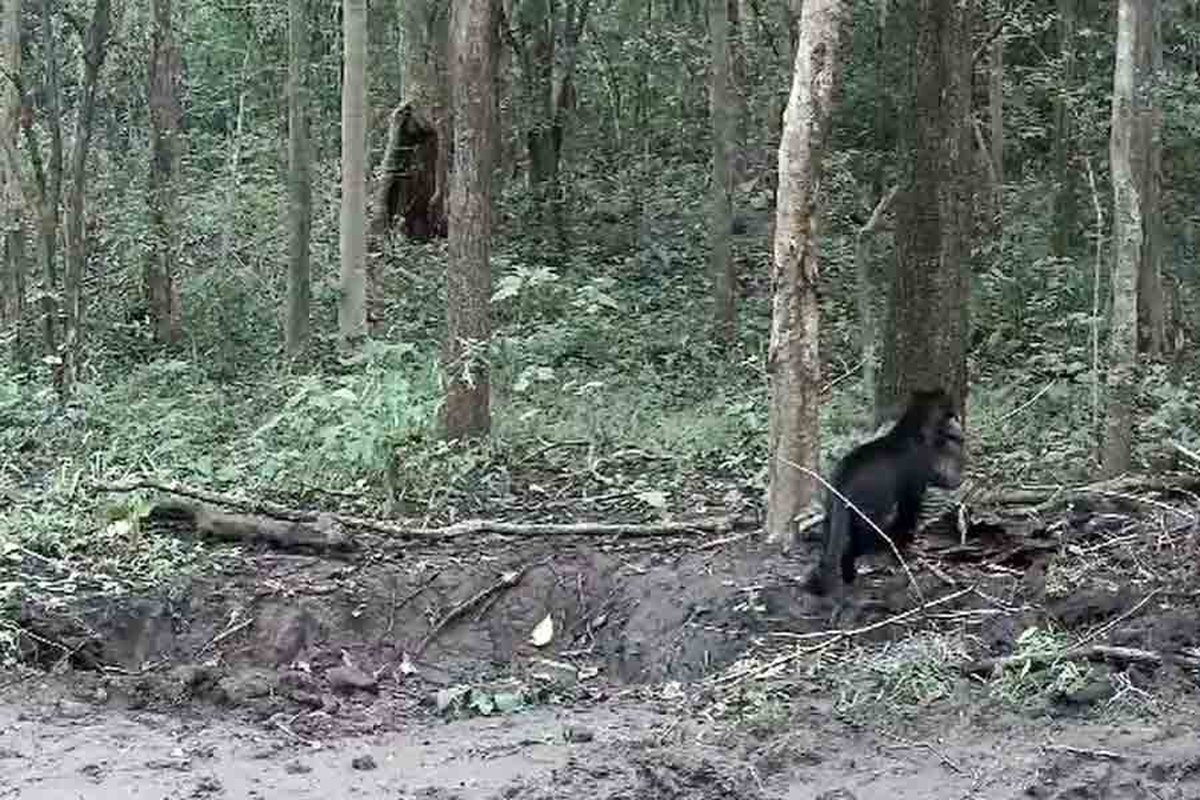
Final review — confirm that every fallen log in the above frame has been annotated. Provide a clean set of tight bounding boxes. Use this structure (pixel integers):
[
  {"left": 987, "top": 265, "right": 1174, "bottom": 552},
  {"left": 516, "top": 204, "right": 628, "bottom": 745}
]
[{"left": 148, "top": 500, "right": 351, "bottom": 553}]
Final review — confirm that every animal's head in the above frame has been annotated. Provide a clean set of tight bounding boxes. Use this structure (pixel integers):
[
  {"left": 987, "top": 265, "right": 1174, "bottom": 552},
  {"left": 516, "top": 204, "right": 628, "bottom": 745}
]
[{"left": 905, "top": 388, "right": 965, "bottom": 489}]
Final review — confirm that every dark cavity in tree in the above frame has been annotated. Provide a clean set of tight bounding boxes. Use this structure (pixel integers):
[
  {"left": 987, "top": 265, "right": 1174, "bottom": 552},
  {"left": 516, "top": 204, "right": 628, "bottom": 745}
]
[
  {"left": 370, "top": 103, "right": 447, "bottom": 242},
  {"left": 804, "top": 387, "right": 965, "bottom": 599}
]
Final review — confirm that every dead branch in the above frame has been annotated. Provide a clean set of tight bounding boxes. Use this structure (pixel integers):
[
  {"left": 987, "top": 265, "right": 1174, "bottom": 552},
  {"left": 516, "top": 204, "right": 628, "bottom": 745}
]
[
  {"left": 979, "top": 473, "right": 1200, "bottom": 509},
  {"left": 413, "top": 565, "right": 532, "bottom": 657},
  {"left": 147, "top": 500, "right": 350, "bottom": 553},
  {"left": 962, "top": 644, "right": 1162, "bottom": 676},
  {"left": 1041, "top": 744, "right": 1125, "bottom": 762},
  {"left": 93, "top": 478, "right": 757, "bottom": 540}
]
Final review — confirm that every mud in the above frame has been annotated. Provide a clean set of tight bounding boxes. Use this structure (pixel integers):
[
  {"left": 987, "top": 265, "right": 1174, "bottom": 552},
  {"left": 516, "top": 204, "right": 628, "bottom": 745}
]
[{"left": 5, "top": 500, "right": 1200, "bottom": 798}]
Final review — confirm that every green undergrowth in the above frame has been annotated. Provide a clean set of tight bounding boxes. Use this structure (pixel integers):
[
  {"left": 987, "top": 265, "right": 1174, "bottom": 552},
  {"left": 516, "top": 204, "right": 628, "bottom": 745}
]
[{"left": 4, "top": 164, "right": 1200, "bottom": 669}]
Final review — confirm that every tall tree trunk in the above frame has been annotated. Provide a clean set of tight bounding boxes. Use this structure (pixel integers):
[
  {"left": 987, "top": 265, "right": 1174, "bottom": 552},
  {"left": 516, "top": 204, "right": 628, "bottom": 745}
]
[
  {"left": 878, "top": 0, "right": 973, "bottom": 425},
  {"left": 400, "top": 0, "right": 450, "bottom": 238},
  {"left": 987, "top": 0, "right": 1003, "bottom": 227},
  {"left": 710, "top": 0, "right": 735, "bottom": 343},
  {"left": 765, "top": 0, "right": 846, "bottom": 549},
  {"left": 62, "top": 0, "right": 112, "bottom": 394},
  {"left": 871, "top": 0, "right": 888, "bottom": 198},
  {"left": 1103, "top": 0, "right": 1141, "bottom": 476},
  {"left": 856, "top": 187, "right": 897, "bottom": 410},
  {"left": 0, "top": 0, "right": 24, "bottom": 364},
  {"left": 727, "top": 0, "right": 747, "bottom": 183},
  {"left": 1052, "top": 0, "right": 1076, "bottom": 256},
  {"left": 518, "top": 0, "right": 591, "bottom": 244},
  {"left": 339, "top": 0, "right": 368, "bottom": 348},
  {"left": 1134, "top": 0, "right": 1164, "bottom": 357},
  {"left": 147, "top": 0, "right": 181, "bottom": 345},
  {"left": 442, "top": 0, "right": 495, "bottom": 439},
  {"left": 286, "top": 0, "right": 312, "bottom": 357},
  {"left": 28, "top": 0, "right": 64, "bottom": 388}
]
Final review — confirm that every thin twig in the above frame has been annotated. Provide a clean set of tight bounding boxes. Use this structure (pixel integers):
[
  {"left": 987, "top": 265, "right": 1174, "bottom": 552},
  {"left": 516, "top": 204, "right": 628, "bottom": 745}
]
[
  {"left": 1072, "top": 589, "right": 1160, "bottom": 649},
  {"left": 1042, "top": 743, "right": 1125, "bottom": 762},
  {"left": 414, "top": 562, "right": 543, "bottom": 657},
  {"left": 714, "top": 587, "right": 972, "bottom": 688}
]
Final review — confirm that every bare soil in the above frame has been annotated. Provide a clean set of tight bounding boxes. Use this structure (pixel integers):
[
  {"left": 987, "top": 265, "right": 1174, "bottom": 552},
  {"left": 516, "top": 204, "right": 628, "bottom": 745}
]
[{"left": 5, "top": 499, "right": 1200, "bottom": 799}]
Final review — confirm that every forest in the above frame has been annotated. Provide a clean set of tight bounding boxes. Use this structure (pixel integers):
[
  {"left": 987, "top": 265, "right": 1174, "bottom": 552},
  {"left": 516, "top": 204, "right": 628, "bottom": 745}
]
[{"left": 2, "top": 0, "right": 1200, "bottom": 797}]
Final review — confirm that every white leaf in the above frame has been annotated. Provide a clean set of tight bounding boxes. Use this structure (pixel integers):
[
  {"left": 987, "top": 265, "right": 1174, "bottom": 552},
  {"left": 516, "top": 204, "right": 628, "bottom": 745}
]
[{"left": 530, "top": 614, "right": 554, "bottom": 647}]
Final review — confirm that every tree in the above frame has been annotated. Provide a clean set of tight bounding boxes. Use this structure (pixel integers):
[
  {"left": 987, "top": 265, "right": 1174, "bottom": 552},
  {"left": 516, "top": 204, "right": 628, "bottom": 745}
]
[
  {"left": 1052, "top": 0, "right": 1076, "bottom": 256},
  {"left": 442, "top": 0, "right": 495, "bottom": 440},
  {"left": 0, "top": 0, "right": 23, "bottom": 363},
  {"left": 1133, "top": 0, "right": 1164, "bottom": 357},
  {"left": 987, "top": 0, "right": 1003, "bottom": 229},
  {"left": 877, "top": 0, "right": 973, "bottom": 425},
  {"left": 339, "top": 0, "right": 367, "bottom": 348},
  {"left": 62, "top": 0, "right": 113, "bottom": 392},
  {"left": 147, "top": 0, "right": 182, "bottom": 345},
  {"left": 285, "top": 0, "right": 312, "bottom": 357},
  {"left": 709, "top": 0, "right": 735, "bottom": 343},
  {"left": 510, "top": 0, "right": 591, "bottom": 244},
  {"left": 401, "top": 0, "right": 450, "bottom": 235},
  {"left": 1103, "top": 0, "right": 1144, "bottom": 476},
  {"left": 765, "top": 0, "right": 847, "bottom": 548}
]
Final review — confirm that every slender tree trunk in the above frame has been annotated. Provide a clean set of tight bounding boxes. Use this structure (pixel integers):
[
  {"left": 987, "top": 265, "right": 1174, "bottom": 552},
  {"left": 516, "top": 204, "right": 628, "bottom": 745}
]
[
  {"left": 400, "top": 0, "right": 450, "bottom": 235},
  {"left": 1103, "top": 0, "right": 1141, "bottom": 476},
  {"left": 765, "top": 0, "right": 846, "bottom": 549},
  {"left": 0, "top": 0, "right": 23, "bottom": 364},
  {"left": 147, "top": 0, "right": 181, "bottom": 345},
  {"left": 339, "top": 0, "right": 368, "bottom": 348},
  {"left": 878, "top": 0, "right": 973, "bottom": 425},
  {"left": 710, "top": 0, "right": 735, "bottom": 343},
  {"left": 856, "top": 187, "right": 897, "bottom": 410},
  {"left": 442, "top": 0, "right": 495, "bottom": 440},
  {"left": 286, "top": 0, "right": 311, "bottom": 357},
  {"left": 1052, "top": 0, "right": 1076, "bottom": 256},
  {"left": 871, "top": 0, "right": 888, "bottom": 198},
  {"left": 62, "top": 0, "right": 112, "bottom": 394},
  {"left": 988, "top": 1, "right": 1003, "bottom": 227},
  {"left": 1134, "top": 0, "right": 1164, "bottom": 357},
  {"left": 727, "top": 0, "right": 747, "bottom": 183}
]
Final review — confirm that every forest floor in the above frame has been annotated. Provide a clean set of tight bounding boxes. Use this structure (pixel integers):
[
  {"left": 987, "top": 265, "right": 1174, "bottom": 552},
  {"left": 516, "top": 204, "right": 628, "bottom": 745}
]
[{"left": 4, "top": 473, "right": 1200, "bottom": 799}]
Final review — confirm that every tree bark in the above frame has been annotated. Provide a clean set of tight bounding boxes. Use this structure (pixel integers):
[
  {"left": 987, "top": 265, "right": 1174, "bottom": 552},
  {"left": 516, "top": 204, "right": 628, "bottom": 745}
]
[
  {"left": 442, "top": 0, "right": 495, "bottom": 440},
  {"left": 710, "top": 0, "right": 735, "bottom": 343},
  {"left": 987, "top": 0, "right": 1003, "bottom": 229},
  {"left": 878, "top": 0, "right": 973, "bottom": 426},
  {"left": 1103, "top": 0, "right": 1143, "bottom": 476},
  {"left": 856, "top": 186, "right": 897, "bottom": 410},
  {"left": 401, "top": 0, "right": 450, "bottom": 235},
  {"left": 765, "top": 0, "right": 846, "bottom": 549},
  {"left": 147, "top": 0, "right": 181, "bottom": 345},
  {"left": 0, "top": 0, "right": 23, "bottom": 363},
  {"left": 1133, "top": 0, "right": 1164, "bottom": 357},
  {"left": 339, "top": 0, "right": 368, "bottom": 348},
  {"left": 286, "top": 0, "right": 312, "bottom": 358},
  {"left": 62, "top": 0, "right": 112, "bottom": 394},
  {"left": 1051, "top": 0, "right": 1076, "bottom": 256},
  {"left": 727, "top": 0, "right": 748, "bottom": 183}
]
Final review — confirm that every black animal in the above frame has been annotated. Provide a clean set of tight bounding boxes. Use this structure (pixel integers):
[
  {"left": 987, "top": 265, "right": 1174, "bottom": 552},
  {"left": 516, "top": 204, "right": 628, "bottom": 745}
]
[{"left": 803, "top": 387, "right": 965, "bottom": 599}]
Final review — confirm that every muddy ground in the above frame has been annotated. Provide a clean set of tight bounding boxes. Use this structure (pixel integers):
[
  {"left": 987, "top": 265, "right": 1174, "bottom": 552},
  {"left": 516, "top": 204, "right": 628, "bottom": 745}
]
[{"left": 4, "top": 482, "right": 1200, "bottom": 799}]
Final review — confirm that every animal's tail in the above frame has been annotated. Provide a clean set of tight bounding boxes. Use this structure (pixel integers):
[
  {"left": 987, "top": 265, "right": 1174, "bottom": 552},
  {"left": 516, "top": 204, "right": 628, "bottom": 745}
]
[{"left": 802, "top": 502, "right": 848, "bottom": 596}]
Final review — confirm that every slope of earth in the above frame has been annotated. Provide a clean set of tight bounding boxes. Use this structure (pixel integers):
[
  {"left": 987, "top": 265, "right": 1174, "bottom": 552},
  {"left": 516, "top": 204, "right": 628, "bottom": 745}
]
[{"left": 5, "top": 477, "right": 1200, "bottom": 798}]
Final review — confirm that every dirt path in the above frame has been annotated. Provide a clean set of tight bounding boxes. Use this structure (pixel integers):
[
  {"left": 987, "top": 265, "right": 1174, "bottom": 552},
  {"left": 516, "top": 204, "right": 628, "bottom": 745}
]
[{"left": 4, "top": 679, "right": 1199, "bottom": 799}]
